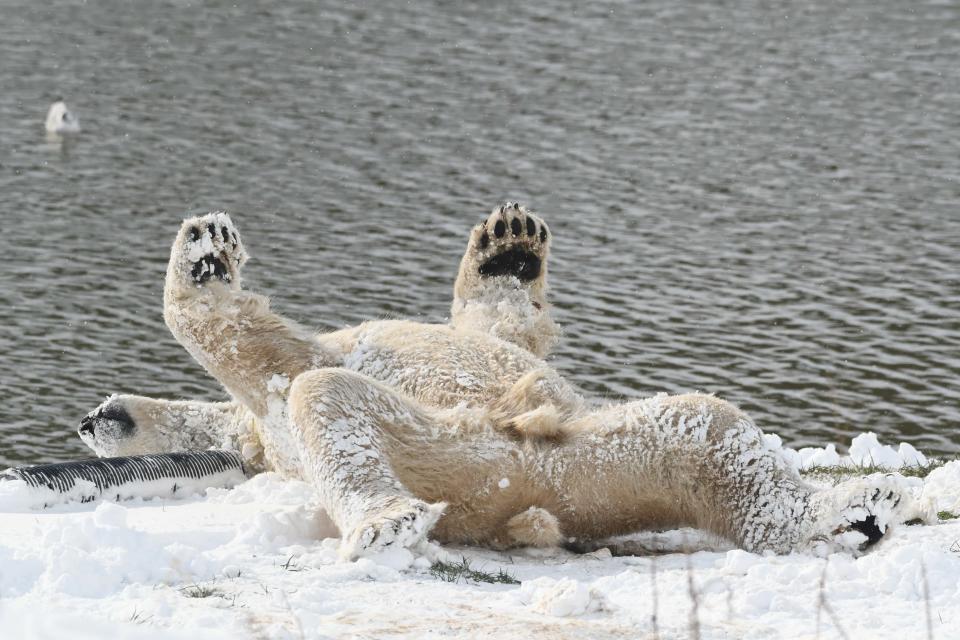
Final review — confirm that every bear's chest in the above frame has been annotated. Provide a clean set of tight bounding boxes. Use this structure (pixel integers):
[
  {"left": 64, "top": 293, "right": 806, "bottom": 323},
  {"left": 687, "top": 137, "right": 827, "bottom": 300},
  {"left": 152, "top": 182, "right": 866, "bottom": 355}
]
[{"left": 341, "top": 324, "right": 539, "bottom": 409}]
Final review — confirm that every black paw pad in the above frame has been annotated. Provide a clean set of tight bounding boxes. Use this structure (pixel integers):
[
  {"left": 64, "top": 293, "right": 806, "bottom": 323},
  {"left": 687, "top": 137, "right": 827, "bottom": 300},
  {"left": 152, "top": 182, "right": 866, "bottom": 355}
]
[
  {"left": 526, "top": 218, "right": 536, "bottom": 236},
  {"left": 191, "top": 255, "right": 230, "bottom": 284},
  {"left": 540, "top": 227, "right": 548, "bottom": 242},
  {"left": 478, "top": 247, "right": 542, "bottom": 282},
  {"left": 189, "top": 226, "right": 200, "bottom": 242},
  {"left": 850, "top": 515, "right": 884, "bottom": 549},
  {"left": 479, "top": 231, "right": 489, "bottom": 250},
  {"left": 494, "top": 220, "right": 506, "bottom": 238},
  {"left": 510, "top": 218, "right": 522, "bottom": 236}
]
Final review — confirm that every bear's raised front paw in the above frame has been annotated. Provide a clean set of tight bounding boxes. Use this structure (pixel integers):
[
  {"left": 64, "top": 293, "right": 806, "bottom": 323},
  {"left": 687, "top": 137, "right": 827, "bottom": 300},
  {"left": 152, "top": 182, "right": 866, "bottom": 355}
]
[
  {"left": 341, "top": 498, "right": 445, "bottom": 561},
  {"left": 170, "top": 212, "right": 247, "bottom": 288},
  {"left": 471, "top": 202, "right": 549, "bottom": 284}
]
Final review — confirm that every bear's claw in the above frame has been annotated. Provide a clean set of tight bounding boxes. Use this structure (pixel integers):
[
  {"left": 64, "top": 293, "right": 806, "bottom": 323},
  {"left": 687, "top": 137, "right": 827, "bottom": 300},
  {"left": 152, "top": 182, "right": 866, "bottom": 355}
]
[
  {"left": 342, "top": 499, "right": 445, "bottom": 560},
  {"left": 807, "top": 474, "right": 933, "bottom": 555}
]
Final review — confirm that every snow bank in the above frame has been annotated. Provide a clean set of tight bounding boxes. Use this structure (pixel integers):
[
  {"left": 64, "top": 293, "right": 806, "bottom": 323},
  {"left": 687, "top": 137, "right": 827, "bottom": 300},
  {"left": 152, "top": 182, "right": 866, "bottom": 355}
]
[
  {"left": 765, "top": 431, "right": 933, "bottom": 473},
  {"left": 1, "top": 436, "right": 958, "bottom": 639},
  {"left": 924, "top": 461, "right": 960, "bottom": 514}
]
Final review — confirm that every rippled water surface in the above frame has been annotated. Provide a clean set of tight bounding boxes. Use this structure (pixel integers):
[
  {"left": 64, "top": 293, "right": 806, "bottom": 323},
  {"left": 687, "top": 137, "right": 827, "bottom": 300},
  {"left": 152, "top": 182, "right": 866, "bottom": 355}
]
[{"left": 1, "top": 0, "right": 959, "bottom": 466}]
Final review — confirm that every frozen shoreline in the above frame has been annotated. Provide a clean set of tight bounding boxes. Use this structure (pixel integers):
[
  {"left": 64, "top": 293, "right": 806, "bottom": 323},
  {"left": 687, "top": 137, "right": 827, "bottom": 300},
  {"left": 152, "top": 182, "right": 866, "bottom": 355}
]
[{"left": 2, "top": 433, "right": 959, "bottom": 639}]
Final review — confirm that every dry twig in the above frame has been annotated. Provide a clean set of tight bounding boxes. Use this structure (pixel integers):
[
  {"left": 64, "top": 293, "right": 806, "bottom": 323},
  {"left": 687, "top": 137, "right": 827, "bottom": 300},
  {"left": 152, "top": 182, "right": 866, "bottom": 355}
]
[
  {"left": 686, "top": 552, "right": 701, "bottom": 640},
  {"left": 816, "top": 558, "right": 850, "bottom": 640},
  {"left": 921, "top": 557, "right": 934, "bottom": 640},
  {"left": 649, "top": 556, "right": 660, "bottom": 640}
]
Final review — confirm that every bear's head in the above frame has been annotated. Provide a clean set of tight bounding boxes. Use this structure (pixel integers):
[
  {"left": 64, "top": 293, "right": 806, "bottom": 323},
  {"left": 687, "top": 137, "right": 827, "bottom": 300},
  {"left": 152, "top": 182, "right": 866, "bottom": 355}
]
[{"left": 78, "top": 395, "right": 181, "bottom": 457}]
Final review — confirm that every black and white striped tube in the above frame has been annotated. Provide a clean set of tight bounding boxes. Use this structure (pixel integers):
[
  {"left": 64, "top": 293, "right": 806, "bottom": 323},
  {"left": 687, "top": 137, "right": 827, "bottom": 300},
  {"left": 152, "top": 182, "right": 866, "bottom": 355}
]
[{"left": 0, "top": 450, "right": 248, "bottom": 509}]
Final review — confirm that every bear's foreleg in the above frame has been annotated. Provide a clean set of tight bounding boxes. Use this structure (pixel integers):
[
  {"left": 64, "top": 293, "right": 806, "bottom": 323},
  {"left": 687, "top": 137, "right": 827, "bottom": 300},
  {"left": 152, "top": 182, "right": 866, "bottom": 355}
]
[
  {"left": 163, "top": 213, "right": 339, "bottom": 419},
  {"left": 450, "top": 203, "right": 559, "bottom": 357}
]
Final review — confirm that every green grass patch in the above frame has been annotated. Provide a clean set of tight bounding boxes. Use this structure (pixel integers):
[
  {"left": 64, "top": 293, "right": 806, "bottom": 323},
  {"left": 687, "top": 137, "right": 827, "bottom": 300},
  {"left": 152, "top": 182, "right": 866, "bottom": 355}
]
[
  {"left": 801, "top": 459, "right": 947, "bottom": 484},
  {"left": 939, "top": 511, "right": 958, "bottom": 521},
  {"left": 430, "top": 557, "right": 520, "bottom": 585}
]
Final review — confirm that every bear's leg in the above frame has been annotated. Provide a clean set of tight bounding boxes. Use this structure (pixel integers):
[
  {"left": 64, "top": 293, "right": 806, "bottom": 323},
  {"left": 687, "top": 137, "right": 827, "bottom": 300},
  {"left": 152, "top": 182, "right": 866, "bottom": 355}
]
[
  {"left": 450, "top": 202, "right": 559, "bottom": 357},
  {"left": 287, "top": 368, "right": 521, "bottom": 559},
  {"left": 163, "top": 213, "right": 338, "bottom": 419},
  {"left": 553, "top": 394, "right": 929, "bottom": 555}
]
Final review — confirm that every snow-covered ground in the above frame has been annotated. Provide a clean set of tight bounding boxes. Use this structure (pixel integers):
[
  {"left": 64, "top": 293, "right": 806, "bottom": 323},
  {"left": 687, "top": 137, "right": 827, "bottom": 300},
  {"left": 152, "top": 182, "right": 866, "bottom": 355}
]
[{"left": 2, "top": 434, "right": 959, "bottom": 640}]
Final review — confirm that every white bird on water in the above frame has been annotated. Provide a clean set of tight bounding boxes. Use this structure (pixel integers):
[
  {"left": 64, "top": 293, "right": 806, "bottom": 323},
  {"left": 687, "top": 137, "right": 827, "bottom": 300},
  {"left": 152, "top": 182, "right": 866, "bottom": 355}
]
[{"left": 45, "top": 99, "right": 81, "bottom": 134}]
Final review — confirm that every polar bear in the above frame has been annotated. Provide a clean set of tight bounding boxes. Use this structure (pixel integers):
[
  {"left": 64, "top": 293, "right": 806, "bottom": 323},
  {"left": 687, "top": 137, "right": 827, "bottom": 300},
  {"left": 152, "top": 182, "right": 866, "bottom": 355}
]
[
  {"left": 78, "top": 207, "right": 930, "bottom": 559},
  {"left": 81, "top": 204, "right": 573, "bottom": 464},
  {"left": 45, "top": 99, "right": 81, "bottom": 134}
]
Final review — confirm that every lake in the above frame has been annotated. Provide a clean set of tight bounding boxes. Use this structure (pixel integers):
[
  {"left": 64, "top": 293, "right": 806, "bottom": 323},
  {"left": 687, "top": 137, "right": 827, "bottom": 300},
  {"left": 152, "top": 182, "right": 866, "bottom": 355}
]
[{"left": 0, "top": 0, "right": 958, "bottom": 466}]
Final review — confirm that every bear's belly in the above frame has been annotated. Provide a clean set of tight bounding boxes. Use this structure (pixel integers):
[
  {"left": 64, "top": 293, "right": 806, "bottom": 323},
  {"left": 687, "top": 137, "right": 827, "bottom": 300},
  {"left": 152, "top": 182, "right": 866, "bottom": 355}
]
[{"left": 340, "top": 321, "right": 555, "bottom": 409}]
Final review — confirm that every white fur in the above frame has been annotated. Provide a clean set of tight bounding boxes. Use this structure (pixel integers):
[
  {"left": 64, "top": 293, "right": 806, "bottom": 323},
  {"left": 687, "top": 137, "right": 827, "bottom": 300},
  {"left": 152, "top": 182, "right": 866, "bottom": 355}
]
[
  {"left": 81, "top": 207, "right": 934, "bottom": 559},
  {"left": 45, "top": 100, "right": 80, "bottom": 134}
]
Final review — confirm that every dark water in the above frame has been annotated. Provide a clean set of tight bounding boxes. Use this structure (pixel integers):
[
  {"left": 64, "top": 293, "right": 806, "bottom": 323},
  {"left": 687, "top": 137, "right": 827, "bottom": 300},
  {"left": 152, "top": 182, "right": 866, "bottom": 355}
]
[{"left": 1, "top": 0, "right": 958, "bottom": 466}]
